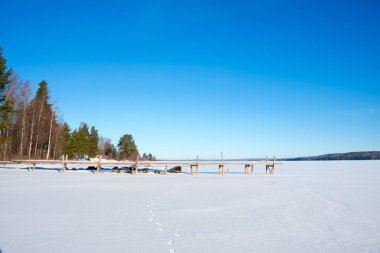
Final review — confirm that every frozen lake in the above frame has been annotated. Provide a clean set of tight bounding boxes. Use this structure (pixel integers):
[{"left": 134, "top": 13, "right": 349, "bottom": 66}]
[{"left": 1, "top": 161, "right": 380, "bottom": 253}]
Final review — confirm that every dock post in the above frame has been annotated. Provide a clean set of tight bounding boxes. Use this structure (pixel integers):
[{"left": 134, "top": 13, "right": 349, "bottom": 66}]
[
  {"left": 63, "top": 155, "right": 68, "bottom": 172},
  {"left": 190, "top": 165, "right": 193, "bottom": 175},
  {"left": 196, "top": 155, "right": 199, "bottom": 175},
  {"left": 219, "top": 152, "right": 224, "bottom": 175},
  {"left": 218, "top": 164, "right": 224, "bottom": 175},
  {"left": 245, "top": 164, "right": 250, "bottom": 174},
  {"left": 64, "top": 154, "right": 68, "bottom": 172},
  {"left": 135, "top": 155, "right": 139, "bottom": 175},
  {"left": 61, "top": 155, "right": 65, "bottom": 172},
  {"left": 265, "top": 156, "right": 275, "bottom": 175},
  {"left": 96, "top": 156, "right": 102, "bottom": 173}
]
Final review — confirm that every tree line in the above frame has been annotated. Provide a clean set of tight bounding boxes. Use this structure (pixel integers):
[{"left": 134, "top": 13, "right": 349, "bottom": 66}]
[
  {"left": 286, "top": 151, "right": 380, "bottom": 161},
  {"left": 0, "top": 47, "right": 156, "bottom": 161}
]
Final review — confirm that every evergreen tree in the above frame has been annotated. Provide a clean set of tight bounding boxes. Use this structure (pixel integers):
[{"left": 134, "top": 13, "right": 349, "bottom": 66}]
[
  {"left": 30, "top": 80, "right": 54, "bottom": 159},
  {"left": 62, "top": 122, "right": 73, "bottom": 158},
  {"left": 117, "top": 133, "right": 139, "bottom": 160},
  {"left": 35, "top": 80, "right": 48, "bottom": 101},
  {"left": 88, "top": 126, "right": 99, "bottom": 158},
  {"left": 77, "top": 123, "right": 90, "bottom": 158},
  {"left": 0, "top": 48, "right": 14, "bottom": 143},
  {"left": 68, "top": 123, "right": 100, "bottom": 159},
  {"left": 71, "top": 129, "right": 79, "bottom": 157}
]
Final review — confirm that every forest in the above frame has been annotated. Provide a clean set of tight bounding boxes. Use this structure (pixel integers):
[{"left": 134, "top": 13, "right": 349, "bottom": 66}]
[{"left": 0, "top": 48, "right": 155, "bottom": 161}]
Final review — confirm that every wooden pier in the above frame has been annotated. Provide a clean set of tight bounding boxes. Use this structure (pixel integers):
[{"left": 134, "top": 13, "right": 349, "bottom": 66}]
[{"left": 5, "top": 155, "right": 281, "bottom": 175}]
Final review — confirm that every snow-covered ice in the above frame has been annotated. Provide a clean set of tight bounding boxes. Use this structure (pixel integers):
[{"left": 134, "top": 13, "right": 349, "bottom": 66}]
[{"left": 1, "top": 161, "right": 380, "bottom": 253}]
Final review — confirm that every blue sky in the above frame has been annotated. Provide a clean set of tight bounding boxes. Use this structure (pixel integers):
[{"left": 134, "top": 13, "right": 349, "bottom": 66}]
[{"left": 1, "top": 0, "right": 379, "bottom": 159}]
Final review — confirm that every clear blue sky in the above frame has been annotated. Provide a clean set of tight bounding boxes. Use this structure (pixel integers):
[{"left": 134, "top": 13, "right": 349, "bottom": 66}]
[{"left": 1, "top": 0, "right": 379, "bottom": 159}]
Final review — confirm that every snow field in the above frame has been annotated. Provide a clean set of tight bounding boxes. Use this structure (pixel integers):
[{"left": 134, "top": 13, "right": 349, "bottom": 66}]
[{"left": 1, "top": 161, "right": 380, "bottom": 253}]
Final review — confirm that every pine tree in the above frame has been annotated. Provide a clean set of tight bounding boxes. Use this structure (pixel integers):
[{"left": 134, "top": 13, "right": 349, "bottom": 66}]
[
  {"left": 71, "top": 129, "right": 79, "bottom": 158},
  {"left": 0, "top": 48, "right": 14, "bottom": 145},
  {"left": 31, "top": 80, "right": 53, "bottom": 158},
  {"left": 79, "top": 123, "right": 89, "bottom": 158},
  {"left": 62, "top": 122, "right": 73, "bottom": 158},
  {"left": 88, "top": 126, "right": 99, "bottom": 158},
  {"left": 35, "top": 80, "right": 48, "bottom": 100},
  {"left": 117, "top": 134, "right": 139, "bottom": 160}
]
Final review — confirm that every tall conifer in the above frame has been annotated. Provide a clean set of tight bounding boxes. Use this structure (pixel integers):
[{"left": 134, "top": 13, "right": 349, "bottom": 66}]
[
  {"left": 62, "top": 122, "right": 73, "bottom": 158},
  {"left": 89, "top": 126, "right": 99, "bottom": 158},
  {"left": 0, "top": 48, "right": 14, "bottom": 143}
]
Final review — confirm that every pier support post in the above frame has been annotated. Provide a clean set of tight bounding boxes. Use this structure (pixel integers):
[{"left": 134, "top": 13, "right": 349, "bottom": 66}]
[
  {"left": 134, "top": 156, "right": 139, "bottom": 175},
  {"left": 266, "top": 156, "right": 275, "bottom": 175},
  {"left": 218, "top": 165, "right": 224, "bottom": 175},
  {"left": 190, "top": 164, "right": 198, "bottom": 175},
  {"left": 196, "top": 155, "right": 199, "bottom": 175},
  {"left": 245, "top": 164, "right": 251, "bottom": 174},
  {"left": 219, "top": 152, "right": 225, "bottom": 175},
  {"left": 96, "top": 156, "right": 102, "bottom": 173},
  {"left": 61, "top": 155, "right": 67, "bottom": 172}
]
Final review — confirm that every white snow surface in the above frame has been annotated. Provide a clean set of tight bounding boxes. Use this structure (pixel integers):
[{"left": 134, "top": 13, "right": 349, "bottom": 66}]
[{"left": 1, "top": 161, "right": 380, "bottom": 253}]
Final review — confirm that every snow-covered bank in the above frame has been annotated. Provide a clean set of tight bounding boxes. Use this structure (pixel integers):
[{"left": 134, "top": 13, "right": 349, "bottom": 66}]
[{"left": 1, "top": 161, "right": 380, "bottom": 253}]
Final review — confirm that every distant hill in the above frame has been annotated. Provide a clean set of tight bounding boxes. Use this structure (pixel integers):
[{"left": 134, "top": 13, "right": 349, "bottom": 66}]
[
  {"left": 159, "top": 151, "right": 380, "bottom": 162},
  {"left": 285, "top": 151, "right": 380, "bottom": 161}
]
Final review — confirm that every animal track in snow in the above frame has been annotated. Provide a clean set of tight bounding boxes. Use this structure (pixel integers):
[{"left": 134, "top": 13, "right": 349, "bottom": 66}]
[{"left": 145, "top": 183, "right": 192, "bottom": 253}]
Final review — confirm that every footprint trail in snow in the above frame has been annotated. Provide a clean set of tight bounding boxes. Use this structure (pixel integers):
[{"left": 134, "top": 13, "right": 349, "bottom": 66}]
[{"left": 145, "top": 182, "right": 190, "bottom": 253}]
